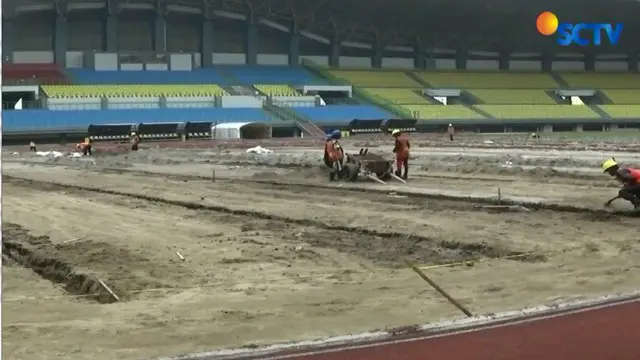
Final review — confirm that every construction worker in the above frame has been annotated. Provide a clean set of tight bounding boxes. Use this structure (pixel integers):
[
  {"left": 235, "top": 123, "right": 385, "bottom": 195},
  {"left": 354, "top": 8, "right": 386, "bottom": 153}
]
[
  {"left": 602, "top": 158, "right": 640, "bottom": 209},
  {"left": 392, "top": 129, "right": 410, "bottom": 179},
  {"left": 76, "top": 137, "right": 92, "bottom": 156},
  {"left": 325, "top": 130, "right": 344, "bottom": 181},
  {"left": 447, "top": 124, "right": 455, "bottom": 141},
  {"left": 131, "top": 132, "right": 140, "bottom": 151}
]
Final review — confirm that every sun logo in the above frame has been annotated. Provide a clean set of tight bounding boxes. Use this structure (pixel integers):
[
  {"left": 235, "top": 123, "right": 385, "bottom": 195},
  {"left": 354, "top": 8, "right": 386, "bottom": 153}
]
[{"left": 536, "top": 11, "right": 559, "bottom": 36}]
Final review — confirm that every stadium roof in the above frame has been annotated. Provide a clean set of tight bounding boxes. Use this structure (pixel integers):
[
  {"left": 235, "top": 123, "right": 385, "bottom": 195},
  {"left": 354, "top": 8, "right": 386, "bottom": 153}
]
[{"left": 4, "top": 0, "right": 640, "bottom": 53}]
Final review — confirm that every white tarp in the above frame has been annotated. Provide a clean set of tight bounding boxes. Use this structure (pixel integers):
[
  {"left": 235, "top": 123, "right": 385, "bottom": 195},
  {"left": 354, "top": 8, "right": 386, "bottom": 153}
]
[
  {"left": 246, "top": 146, "right": 273, "bottom": 154},
  {"left": 211, "top": 122, "right": 272, "bottom": 140},
  {"left": 35, "top": 151, "right": 83, "bottom": 158}
]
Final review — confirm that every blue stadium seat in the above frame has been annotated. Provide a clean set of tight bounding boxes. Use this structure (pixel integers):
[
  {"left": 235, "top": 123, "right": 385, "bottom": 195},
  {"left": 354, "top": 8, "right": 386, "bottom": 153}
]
[
  {"left": 294, "top": 105, "right": 392, "bottom": 123},
  {"left": 67, "top": 69, "right": 228, "bottom": 84},
  {"left": 2, "top": 108, "right": 272, "bottom": 132},
  {"left": 217, "top": 65, "right": 327, "bottom": 85}
]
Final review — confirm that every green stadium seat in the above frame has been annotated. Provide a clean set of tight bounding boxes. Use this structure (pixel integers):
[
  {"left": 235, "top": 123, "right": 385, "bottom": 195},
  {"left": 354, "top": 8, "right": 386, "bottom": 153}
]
[
  {"left": 329, "top": 70, "right": 420, "bottom": 87},
  {"left": 602, "top": 90, "right": 640, "bottom": 104},
  {"left": 254, "top": 84, "right": 299, "bottom": 96},
  {"left": 599, "top": 105, "right": 640, "bottom": 118},
  {"left": 560, "top": 73, "right": 640, "bottom": 89},
  {"left": 41, "top": 85, "right": 227, "bottom": 98},
  {"left": 403, "top": 105, "right": 483, "bottom": 119},
  {"left": 469, "top": 89, "right": 556, "bottom": 104},
  {"left": 477, "top": 105, "right": 599, "bottom": 119},
  {"left": 415, "top": 71, "right": 558, "bottom": 89},
  {"left": 364, "top": 88, "right": 428, "bottom": 104}
]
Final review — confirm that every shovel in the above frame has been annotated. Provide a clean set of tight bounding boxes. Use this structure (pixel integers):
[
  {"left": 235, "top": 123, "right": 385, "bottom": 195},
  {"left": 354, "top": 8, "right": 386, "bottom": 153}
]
[{"left": 604, "top": 195, "right": 620, "bottom": 208}]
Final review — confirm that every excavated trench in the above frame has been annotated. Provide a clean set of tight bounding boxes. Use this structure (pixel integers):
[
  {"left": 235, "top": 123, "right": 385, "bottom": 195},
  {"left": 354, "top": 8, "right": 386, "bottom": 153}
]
[
  {"left": 2, "top": 223, "right": 123, "bottom": 304},
  {"left": 4, "top": 176, "right": 548, "bottom": 268}
]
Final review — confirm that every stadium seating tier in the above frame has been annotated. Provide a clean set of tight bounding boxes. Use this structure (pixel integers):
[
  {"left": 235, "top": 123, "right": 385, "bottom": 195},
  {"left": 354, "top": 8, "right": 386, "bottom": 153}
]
[
  {"left": 477, "top": 105, "right": 598, "bottom": 119},
  {"left": 363, "top": 88, "right": 428, "bottom": 104},
  {"left": 599, "top": 105, "right": 640, "bottom": 118},
  {"left": 329, "top": 70, "right": 420, "bottom": 87},
  {"left": 42, "top": 85, "right": 227, "bottom": 98},
  {"left": 602, "top": 90, "right": 640, "bottom": 104},
  {"left": 255, "top": 84, "right": 299, "bottom": 96},
  {"left": 559, "top": 73, "right": 640, "bottom": 89},
  {"left": 469, "top": 89, "right": 557, "bottom": 104},
  {"left": 415, "top": 71, "right": 558, "bottom": 89},
  {"left": 403, "top": 105, "right": 483, "bottom": 119},
  {"left": 2, "top": 108, "right": 272, "bottom": 132},
  {"left": 295, "top": 105, "right": 393, "bottom": 123}
]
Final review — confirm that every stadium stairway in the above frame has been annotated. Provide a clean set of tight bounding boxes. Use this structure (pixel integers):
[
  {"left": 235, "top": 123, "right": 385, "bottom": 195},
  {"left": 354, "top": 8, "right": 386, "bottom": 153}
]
[
  {"left": 405, "top": 71, "right": 431, "bottom": 87},
  {"left": 588, "top": 104, "right": 612, "bottom": 119},
  {"left": 549, "top": 72, "right": 570, "bottom": 88}
]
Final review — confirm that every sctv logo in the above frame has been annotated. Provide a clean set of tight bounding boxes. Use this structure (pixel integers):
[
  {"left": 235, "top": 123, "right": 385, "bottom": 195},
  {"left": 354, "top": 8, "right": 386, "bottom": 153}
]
[{"left": 536, "top": 11, "right": 623, "bottom": 46}]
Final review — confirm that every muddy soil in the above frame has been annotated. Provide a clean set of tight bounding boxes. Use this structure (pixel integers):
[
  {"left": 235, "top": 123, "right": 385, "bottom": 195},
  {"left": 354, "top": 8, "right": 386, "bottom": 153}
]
[{"left": 4, "top": 144, "right": 640, "bottom": 360}]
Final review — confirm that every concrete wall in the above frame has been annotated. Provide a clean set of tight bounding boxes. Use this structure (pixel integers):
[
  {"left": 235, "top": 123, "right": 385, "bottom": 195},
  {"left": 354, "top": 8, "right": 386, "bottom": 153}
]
[{"left": 220, "top": 96, "right": 263, "bottom": 108}]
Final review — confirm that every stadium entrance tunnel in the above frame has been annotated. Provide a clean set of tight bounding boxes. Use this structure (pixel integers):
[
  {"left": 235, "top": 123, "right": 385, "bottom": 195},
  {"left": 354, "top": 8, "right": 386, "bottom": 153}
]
[{"left": 211, "top": 122, "right": 272, "bottom": 140}]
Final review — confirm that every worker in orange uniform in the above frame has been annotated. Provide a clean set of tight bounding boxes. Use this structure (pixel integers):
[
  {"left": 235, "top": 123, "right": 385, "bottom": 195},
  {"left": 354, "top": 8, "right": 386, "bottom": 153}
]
[
  {"left": 76, "top": 137, "right": 92, "bottom": 156},
  {"left": 602, "top": 158, "right": 640, "bottom": 209},
  {"left": 131, "top": 132, "right": 141, "bottom": 151},
  {"left": 392, "top": 129, "right": 410, "bottom": 180},
  {"left": 325, "top": 130, "right": 344, "bottom": 181}
]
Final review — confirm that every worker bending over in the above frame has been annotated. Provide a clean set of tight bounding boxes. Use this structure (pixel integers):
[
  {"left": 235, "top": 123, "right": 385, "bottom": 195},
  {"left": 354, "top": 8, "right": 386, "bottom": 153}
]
[
  {"left": 76, "top": 137, "right": 92, "bottom": 156},
  {"left": 325, "top": 130, "right": 344, "bottom": 181},
  {"left": 392, "top": 129, "right": 410, "bottom": 179},
  {"left": 602, "top": 158, "right": 640, "bottom": 209},
  {"left": 131, "top": 132, "right": 141, "bottom": 151}
]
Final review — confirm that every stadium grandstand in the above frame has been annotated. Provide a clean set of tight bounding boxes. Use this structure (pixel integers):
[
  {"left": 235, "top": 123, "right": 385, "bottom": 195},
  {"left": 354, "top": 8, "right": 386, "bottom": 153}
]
[{"left": 2, "top": 0, "right": 640, "bottom": 143}]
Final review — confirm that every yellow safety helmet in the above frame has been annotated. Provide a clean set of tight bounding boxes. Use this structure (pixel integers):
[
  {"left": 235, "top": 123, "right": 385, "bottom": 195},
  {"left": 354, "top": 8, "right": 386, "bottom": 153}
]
[
  {"left": 601, "top": 158, "right": 618, "bottom": 172},
  {"left": 391, "top": 129, "right": 401, "bottom": 136}
]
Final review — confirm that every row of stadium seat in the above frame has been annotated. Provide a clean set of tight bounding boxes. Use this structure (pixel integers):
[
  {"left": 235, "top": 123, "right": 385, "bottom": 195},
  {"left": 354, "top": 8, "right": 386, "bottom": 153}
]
[
  {"left": 5, "top": 105, "right": 640, "bottom": 132},
  {"left": 364, "top": 88, "right": 640, "bottom": 105},
  {"left": 404, "top": 105, "right": 640, "bottom": 119},
  {"left": 42, "top": 85, "right": 229, "bottom": 97},
  {"left": 42, "top": 85, "right": 640, "bottom": 104},
  {"left": 330, "top": 70, "right": 640, "bottom": 89},
  {"left": 41, "top": 84, "right": 305, "bottom": 98},
  {"left": 2, "top": 105, "right": 393, "bottom": 132},
  {"left": 62, "top": 68, "right": 640, "bottom": 89},
  {"left": 67, "top": 67, "right": 327, "bottom": 85}
]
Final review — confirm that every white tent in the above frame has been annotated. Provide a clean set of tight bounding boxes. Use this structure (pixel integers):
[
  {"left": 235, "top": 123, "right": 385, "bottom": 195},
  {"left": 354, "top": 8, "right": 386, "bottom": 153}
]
[{"left": 211, "top": 122, "right": 272, "bottom": 140}]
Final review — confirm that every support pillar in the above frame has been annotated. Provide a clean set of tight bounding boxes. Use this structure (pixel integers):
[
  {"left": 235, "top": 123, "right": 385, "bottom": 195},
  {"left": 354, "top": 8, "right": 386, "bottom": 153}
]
[
  {"left": 628, "top": 52, "right": 638, "bottom": 72},
  {"left": 105, "top": 16, "right": 119, "bottom": 51},
  {"left": 414, "top": 39, "right": 426, "bottom": 69},
  {"left": 54, "top": 15, "right": 68, "bottom": 66},
  {"left": 200, "top": 19, "right": 213, "bottom": 67},
  {"left": 154, "top": 16, "right": 167, "bottom": 53},
  {"left": 499, "top": 51, "right": 510, "bottom": 70},
  {"left": 584, "top": 52, "right": 595, "bottom": 72},
  {"left": 329, "top": 33, "right": 340, "bottom": 67},
  {"left": 245, "top": 19, "right": 258, "bottom": 65},
  {"left": 455, "top": 47, "right": 468, "bottom": 69},
  {"left": 541, "top": 51, "right": 553, "bottom": 72},
  {"left": 289, "top": 19, "right": 300, "bottom": 66},
  {"left": 372, "top": 39, "right": 383, "bottom": 68},
  {"left": 2, "top": 18, "right": 15, "bottom": 63},
  {"left": 104, "top": 0, "right": 119, "bottom": 52}
]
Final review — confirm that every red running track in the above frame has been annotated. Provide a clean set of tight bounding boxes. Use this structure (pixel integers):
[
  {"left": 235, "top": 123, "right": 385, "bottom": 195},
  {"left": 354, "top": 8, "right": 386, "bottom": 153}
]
[{"left": 234, "top": 298, "right": 639, "bottom": 360}]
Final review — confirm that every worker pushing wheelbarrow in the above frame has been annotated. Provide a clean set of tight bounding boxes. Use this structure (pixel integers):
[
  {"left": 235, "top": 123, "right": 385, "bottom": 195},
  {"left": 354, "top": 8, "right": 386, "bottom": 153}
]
[{"left": 322, "top": 130, "right": 405, "bottom": 184}]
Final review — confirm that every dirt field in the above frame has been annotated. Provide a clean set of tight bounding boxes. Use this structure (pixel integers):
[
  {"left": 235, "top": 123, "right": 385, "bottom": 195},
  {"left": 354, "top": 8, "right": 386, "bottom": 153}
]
[{"left": 3, "top": 136, "right": 640, "bottom": 360}]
